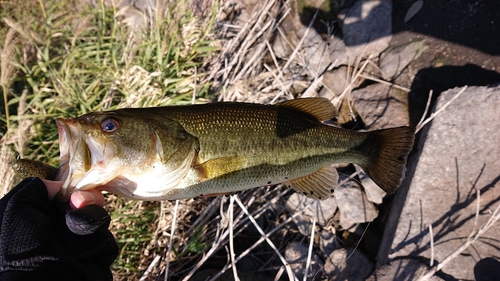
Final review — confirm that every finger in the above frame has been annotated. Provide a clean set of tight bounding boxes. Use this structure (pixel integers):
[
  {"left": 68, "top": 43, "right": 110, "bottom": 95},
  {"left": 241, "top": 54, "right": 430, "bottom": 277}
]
[
  {"left": 41, "top": 179, "right": 63, "bottom": 200},
  {"left": 70, "top": 189, "right": 105, "bottom": 209}
]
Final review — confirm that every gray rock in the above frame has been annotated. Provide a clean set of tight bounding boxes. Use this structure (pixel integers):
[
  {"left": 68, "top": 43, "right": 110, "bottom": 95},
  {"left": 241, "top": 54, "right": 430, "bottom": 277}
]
[
  {"left": 324, "top": 248, "right": 373, "bottom": 280},
  {"left": 116, "top": 0, "right": 156, "bottom": 30},
  {"left": 378, "top": 85, "right": 500, "bottom": 280},
  {"left": 229, "top": 0, "right": 261, "bottom": 26},
  {"left": 379, "top": 40, "right": 428, "bottom": 80},
  {"left": 319, "top": 66, "right": 351, "bottom": 99},
  {"left": 327, "top": 36, "right": 349, "bottom": 68},
  {"left": 119, "top": 0, "right": 156, "bottom": 12},
  {"left": 368, "top": 258, "right": 444, "bottom": 281},
  {"left": 319, "top": 229, "right": 342, "bottom": 259},
  {"left": 285, "top": 241, "right": 324, "bottom": 280},
  {"left": 190, "top": 269, "right": 271, "bottom": 281},
  {"left": 335, "top": 176, "right": 379, "bottom": 229},
  {"left": 355, "top": 165, "right": 386, "bottom": 204},
  {"left": 272, "top": 16, "right": 332, "bottom": 77},
  {"left": 340, "top": 0, "right": 392, "bottom": 63},
  {"left": 286, "top": 193, "right": 337, "bottom": 236},
  {"left": 351, "top": 83, "right": 410, "bottom": 130},
  {"left": 272, "top": 0, "right": 347, "bottom": 77}
]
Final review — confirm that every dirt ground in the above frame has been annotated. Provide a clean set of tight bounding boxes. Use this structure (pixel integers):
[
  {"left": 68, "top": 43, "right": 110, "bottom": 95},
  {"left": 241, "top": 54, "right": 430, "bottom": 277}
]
[
  {"left": 390, "top": 0, "right": 500, "bottom": 125},
  {"left": 2, "top": 0, "right": 498, "bottom": 279}
]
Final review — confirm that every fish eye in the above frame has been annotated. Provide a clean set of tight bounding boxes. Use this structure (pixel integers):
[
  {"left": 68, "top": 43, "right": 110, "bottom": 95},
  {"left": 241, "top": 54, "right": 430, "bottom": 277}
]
[{"left": 101, "top": 118, "right": 120, "bottom": 133}]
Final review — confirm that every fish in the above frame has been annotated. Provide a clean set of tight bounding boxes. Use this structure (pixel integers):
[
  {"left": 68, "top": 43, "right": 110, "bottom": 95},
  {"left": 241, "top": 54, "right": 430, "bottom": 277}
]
[
  {"left": 25, "top": 97, "right": 415, "bottom": 201},
  {"left": 13, "top": 159, "right": 59, "bottom": 180}
]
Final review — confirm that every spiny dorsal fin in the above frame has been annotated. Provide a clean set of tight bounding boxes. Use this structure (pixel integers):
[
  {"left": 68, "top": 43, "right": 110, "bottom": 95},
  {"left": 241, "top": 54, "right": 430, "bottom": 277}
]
[
  {"left": 285, "top": 165, "right": 339, "bottom": 200},
  {"left": 279, "top": 98, "right": 337, "bottom": 122}
]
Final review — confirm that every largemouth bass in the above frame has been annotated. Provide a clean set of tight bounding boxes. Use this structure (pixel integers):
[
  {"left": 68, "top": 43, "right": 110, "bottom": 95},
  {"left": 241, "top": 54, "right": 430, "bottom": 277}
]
[{"left": 29, "top": 98, "right": 415, "bottom": 201}]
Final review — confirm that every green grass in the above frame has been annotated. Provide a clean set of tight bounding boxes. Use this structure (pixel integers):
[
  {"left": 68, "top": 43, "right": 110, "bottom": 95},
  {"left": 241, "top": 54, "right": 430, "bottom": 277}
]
[
  {"left": 110, "top": 199, "right": 160, "bottom": 276},
  {"left": 1, "top": 0, "right": 218, "bottom": 279}
]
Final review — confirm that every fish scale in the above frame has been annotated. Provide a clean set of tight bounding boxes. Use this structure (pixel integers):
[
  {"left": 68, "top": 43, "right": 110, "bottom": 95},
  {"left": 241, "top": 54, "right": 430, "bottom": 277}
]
[
  {"left": 14, "top": 98, "right": 415, "bottom": 201},
  {"left": 161, "top": 103, "right": 358, "bottom": 166}
]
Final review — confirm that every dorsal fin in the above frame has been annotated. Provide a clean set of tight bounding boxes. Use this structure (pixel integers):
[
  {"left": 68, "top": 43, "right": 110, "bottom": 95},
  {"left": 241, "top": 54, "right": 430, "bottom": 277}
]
[
  {"left": 279, "top": 98, "right": 337, "bottom": 121},
  {"left": 284, "top": 165, "right": 339, "bottom": 200}
]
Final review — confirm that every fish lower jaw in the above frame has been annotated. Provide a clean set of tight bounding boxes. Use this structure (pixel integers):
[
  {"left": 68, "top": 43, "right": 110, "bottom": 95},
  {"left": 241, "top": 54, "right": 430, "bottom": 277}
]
[
  {"left": 78, "top": 165, "right": 190, "bottom": 200},
  {"left": 100, "top": 177, "right": 179, "bottom": 200}
]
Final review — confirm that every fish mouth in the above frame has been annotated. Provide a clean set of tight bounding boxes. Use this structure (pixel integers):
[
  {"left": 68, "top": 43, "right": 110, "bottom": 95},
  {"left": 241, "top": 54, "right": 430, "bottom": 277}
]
[
  {"left": 56, "top": 118, "right": 86, "bottom": 197},
  {"left": 56, "top": 118, "right": 81, "bottom": 179},
  {"left": 56, "top": 118, "right": 115, "bottom": 198}
]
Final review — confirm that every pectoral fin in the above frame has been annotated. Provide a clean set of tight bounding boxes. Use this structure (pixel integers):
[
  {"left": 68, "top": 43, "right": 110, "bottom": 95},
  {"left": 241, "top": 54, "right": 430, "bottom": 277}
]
[
  {"left": 194, "top": 155, "right": 247, "bottom": 180},
  {"left": 285, "top": 165, "right": 339, "bottom": 200}
]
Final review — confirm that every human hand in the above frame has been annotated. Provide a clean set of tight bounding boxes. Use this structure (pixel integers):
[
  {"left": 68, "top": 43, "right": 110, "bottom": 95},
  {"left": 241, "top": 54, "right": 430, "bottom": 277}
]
[
  {"left": 42, "top": 179, "right": 105, "bottom": 209},
  {"left": 0, "top": 177, "right": 118, "bottom": 280},
  {"left": 43, "top": 179, "right": 109, "bottom": 235}
]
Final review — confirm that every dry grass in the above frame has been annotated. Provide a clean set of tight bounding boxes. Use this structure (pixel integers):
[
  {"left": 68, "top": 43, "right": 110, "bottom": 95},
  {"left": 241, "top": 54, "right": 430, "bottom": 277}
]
[
  {"left": 418, "top": 190, "right": 500, "bottom": 280},
  {"left": 0, "top": 0, "right": 386, "bottom": 280},
  {"left": 0, "top": 0, "right": 215, "bottom": 279},
  {"left": 2, "top": 0, "right": 494, "bottom": 280}
]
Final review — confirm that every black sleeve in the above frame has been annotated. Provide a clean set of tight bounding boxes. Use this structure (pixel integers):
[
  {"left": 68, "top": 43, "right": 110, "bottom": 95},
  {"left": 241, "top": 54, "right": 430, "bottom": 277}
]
[{"left": 0, "top": 178, "right": 118, "bottom": 281}]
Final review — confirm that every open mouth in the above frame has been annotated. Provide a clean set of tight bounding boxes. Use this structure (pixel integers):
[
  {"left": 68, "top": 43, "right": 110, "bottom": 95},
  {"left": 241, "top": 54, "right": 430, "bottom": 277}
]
[
  {"left": 56, "top": 118, "right": 91, "bottom": 197},
  {"left": 56, "top": 119, "right": 79, "bottom": 194},
  {"left": 56, "top": 117, "right": 118, "bottom": 198}
]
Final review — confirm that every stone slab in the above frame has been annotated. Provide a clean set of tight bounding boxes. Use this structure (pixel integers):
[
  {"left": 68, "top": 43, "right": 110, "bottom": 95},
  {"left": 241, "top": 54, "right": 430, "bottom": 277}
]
[{"left": 377, "top": 84, "right": 500, "bottom": 280}]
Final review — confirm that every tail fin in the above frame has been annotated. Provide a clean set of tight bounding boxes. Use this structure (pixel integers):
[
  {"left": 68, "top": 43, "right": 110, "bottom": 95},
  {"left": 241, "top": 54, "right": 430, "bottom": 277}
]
[{"left": 361, "top": 127, "right": 415, "bottom": 193}]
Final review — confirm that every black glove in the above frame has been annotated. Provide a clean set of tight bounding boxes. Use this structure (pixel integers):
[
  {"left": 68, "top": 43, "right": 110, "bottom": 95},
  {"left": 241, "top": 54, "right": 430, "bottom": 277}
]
[{"left": 0, "top": 178, "right": 118, "bottom": 281}]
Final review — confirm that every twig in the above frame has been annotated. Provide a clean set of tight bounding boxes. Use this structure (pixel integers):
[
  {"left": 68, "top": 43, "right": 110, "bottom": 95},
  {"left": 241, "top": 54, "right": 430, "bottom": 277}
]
[
  {"left": 191, "top": 66, "right": 197, "bottom": 104},
  {"left": 280, "top": 8, "right": 319, "bottom": 72},
  {"left": 226, "top": 0, "right": 278, "bottom": 82},
  {"left": 270, "top": 7, "right": 320, "bottom": 104},
  {"left": 262, "top": 31, "right": 287, "bottom": 93},
  {"left": 416, "top": 90, "right": 433, "bottom": 132},
  {"left": 468, "top": 188, "right": 481, "bottom": 241},
  {"left": 183, "top": 198, "right": 220, "bottom": 240},
  {"left": 182, "top": 202, "right": 228, "bottom": 281},
  {"left": 274, "top": 266, "right": 285, "bottom": 281},
  {"left": 232, "top": 15, "right": 276, "bottom": 81},
  {"left": 233, "top": 196, "right": 298, "bottom": 281},
  {"left": 140, "top": 255, "right": 161, "bottom": 281},
  {"left": 226, "top": 0, "right": 276, "bottom": 53},
  {"left": 416, "top": 86, "right": 467, "bottom": 133},
  {"left": 301, "top": 70, "right": 326, "bottom": 98},
  {"left": 229, "top": 195, "right": 240, "bottom": 281},
  {"left": 209, "top": 188, "right": 331, "bottom": 281},
  {"left": 164, "top": 200, "right": 180, "bottom": 281},
  {"left": 303, "top": 217, "right": 316, "bottom": 281},
  {"left": 418, "top": 193, "right": 500, "bottom": 280},
  {"left": 184, "top": 192, "right": 259, "bottom": 281},
  {"left": 263, "top": 63, "right": 287, "bottom": 94},
  {"left": 429, "top": 225, "right": 434, "bottom": 267},
  {"left": 207, "top": 190, "right": 292, "bottom": 281},
  {"left": 332, "top": 54, "right": 373, "bottom": 108},
  {"left": 358, "top": 73, "right": 411, "bottom": 92},
  {"left": 346, "top": 221, "right": 370, "bottom": 260}
]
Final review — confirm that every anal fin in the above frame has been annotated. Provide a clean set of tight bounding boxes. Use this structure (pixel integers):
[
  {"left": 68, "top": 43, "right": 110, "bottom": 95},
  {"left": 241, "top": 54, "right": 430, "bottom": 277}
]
[{"left": 285, "top": 165, "right": 339, "bottom": 200}]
